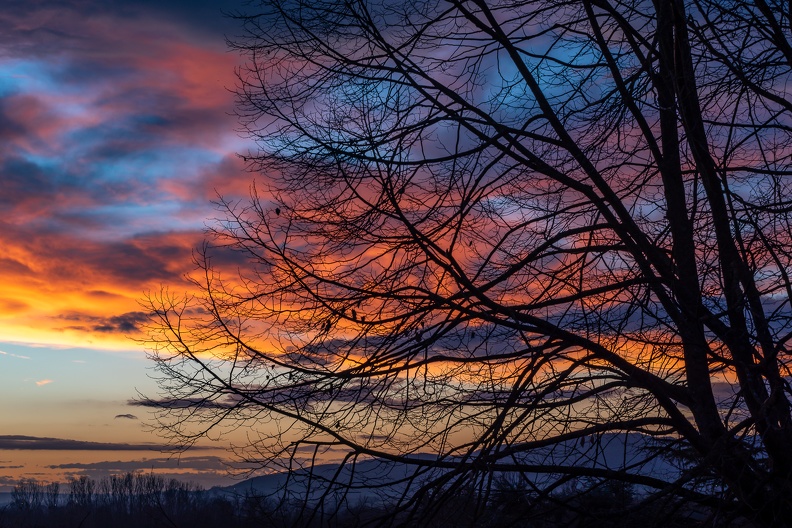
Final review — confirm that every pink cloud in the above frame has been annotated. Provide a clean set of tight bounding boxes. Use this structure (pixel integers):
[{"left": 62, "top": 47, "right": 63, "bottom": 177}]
[
  {"left": 158, "top": 154, "right": 257, "bottom": 203},
  {"left": 0, "top": 2, "right": 263, "bottom": 349}
]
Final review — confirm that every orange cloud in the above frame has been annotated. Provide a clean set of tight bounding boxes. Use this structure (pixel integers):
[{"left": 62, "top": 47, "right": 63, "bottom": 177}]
[
  {"left": 0, "top": 228, "right": 201, "bottom": 349},
  {"left": 0, "top": 2, "right": 257, "bottom": 353}
]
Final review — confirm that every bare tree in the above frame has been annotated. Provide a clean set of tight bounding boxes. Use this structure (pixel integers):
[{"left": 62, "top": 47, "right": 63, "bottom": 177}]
[{"left": 144, "top": 0, "right": 792, "bottom": 525}]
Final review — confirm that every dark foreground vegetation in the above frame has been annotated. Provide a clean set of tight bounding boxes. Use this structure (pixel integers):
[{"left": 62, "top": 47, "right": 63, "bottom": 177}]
[
  {"left": 0, "top": 473, "right": 236, "bottom": 528},
  {"left": 0, "top": 472, "right": 755, "bottom": 528}
]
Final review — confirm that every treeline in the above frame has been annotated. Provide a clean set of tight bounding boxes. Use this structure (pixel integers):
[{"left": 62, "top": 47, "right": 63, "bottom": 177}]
[
  {"left": 0, "top": 473, "right": 245, "bottom": 528},
  {"left": 0, "top": 472, "right": 734, "bottom": 527}
]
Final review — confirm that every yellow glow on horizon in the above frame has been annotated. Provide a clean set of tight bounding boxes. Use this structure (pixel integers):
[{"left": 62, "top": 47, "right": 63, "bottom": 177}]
[{"left": 0, "top": 284, "right": 150, "bottom": 351}]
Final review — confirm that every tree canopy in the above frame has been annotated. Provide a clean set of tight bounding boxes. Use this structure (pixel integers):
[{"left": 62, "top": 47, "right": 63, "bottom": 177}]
[{"left": 145, "top": 0, "right": 792, "bottom": 525}]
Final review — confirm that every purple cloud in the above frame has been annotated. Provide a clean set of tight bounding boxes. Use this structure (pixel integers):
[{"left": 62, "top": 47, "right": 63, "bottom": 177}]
[{"left": 0, "top": 0, "right": 256, "bottom": 345}]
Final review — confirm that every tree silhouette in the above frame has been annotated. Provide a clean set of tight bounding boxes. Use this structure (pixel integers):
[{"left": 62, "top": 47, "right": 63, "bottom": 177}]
[{"left": 145, "top": 0, "right": 792, "bottom": 525}]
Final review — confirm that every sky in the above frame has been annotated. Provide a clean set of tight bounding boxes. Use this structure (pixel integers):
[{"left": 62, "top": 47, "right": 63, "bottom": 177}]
[{"left": 0, "top": 0, "right": 258, "bottom": 490}]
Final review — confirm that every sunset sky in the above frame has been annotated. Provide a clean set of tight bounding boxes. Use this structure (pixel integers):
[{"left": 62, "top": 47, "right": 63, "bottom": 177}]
[{"left": 0, "top": 0, "right": 255, "bottom": 490}]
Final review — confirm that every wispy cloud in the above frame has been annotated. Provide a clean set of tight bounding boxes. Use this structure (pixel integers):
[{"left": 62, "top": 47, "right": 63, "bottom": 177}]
[
  {"left": 48, "top": 455, "right": 228, "bottom": 472},
  {"left": 0, "top": 350, "right": 30, "bottom": 359},
  {"left": 0, "top": 435, "right": 176, "bottom": 451},
  {"left": 35, "top": 379, "right": 53, "bottom": 386},
  {"left": 130, "top": 396, "right": 235, "bottom": 410},
  {"left": 114, "top": 414, "right": 138, "bottom": 420},
  {"left": 58, "top": 311, "right": 151, "bottom": 334}
]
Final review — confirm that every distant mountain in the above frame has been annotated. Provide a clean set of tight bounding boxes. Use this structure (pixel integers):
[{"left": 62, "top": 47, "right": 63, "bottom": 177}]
[{"left": 211, "top": 433, "right": 685, "bottom": 506}]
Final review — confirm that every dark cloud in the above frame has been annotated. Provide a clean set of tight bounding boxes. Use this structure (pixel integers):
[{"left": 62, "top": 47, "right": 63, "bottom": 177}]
[
  {"left": 95, "top": 312, "right": 150, "bottom": 334},
  {"left": 0, "top": 157, "right": 55, "bottom": 208},
  {"left": 0, "top": 257, "right": 33, "bottom": 277},
  {"left": 0, "top": 156, "right": 156, "bottom": 228},
  {"left": 107, "top": 0, "right": 250, "bottom": 37},
  {"left": 86, "top": 290, "right": 123, "bottom": 299},
  {"left": 57, "top": 311, "right": 151, "bottom": 335},
  {"left": 130, "top": 397, "right": 234, "bottom": 410},
  {"left": 82, "top": 243, "right": 183, "bottom": 283},
  {"left": 0, "top": 0, "right": 247, "bottom": 58},
  {"left": 0, "top": 476, "right": 20, "bottom": 487},
  {"left": 48, "top": 455, "right": 228, "bottom": 472},
  {"left": 113, "top": 414, "right": 138, "bottom": 420},
  {"left": 0, "top": 435, "right": 166, "bottom": 451},
  {"left": 37, "top": 455, "right": 237, "bottom": 489},
  {"left": 0, "top": 2, "right": 107, "bottom": 56},
  {"left": 6, "top": 228, "right": 201, "bottom": 286},
  {"left": 49, "top": 56, "right": 134, "bottom": 86},
  {"left": 0, "top": 98, "right": 31, "bottom": 142}
]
